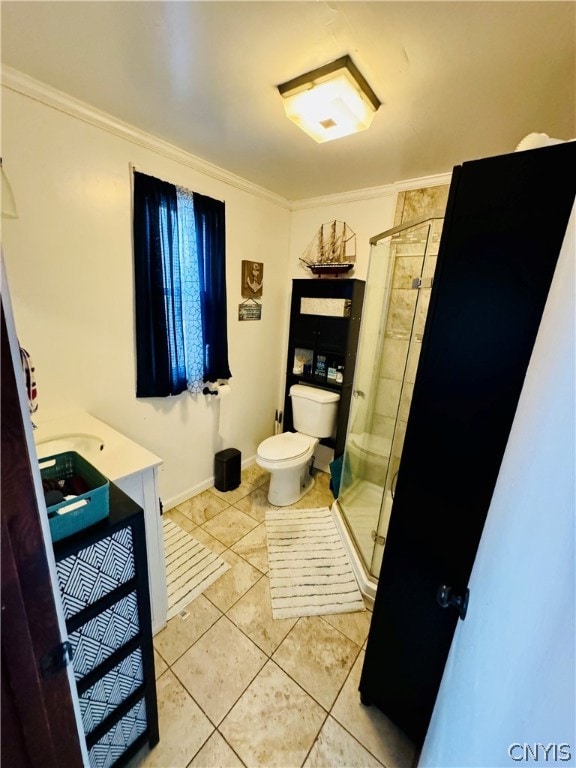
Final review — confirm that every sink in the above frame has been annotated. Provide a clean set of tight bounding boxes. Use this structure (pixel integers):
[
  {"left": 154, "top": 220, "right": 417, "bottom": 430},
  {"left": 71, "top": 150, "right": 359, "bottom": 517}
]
[{"left": 35, "top": 433, "right": 105, "bottom": 461}]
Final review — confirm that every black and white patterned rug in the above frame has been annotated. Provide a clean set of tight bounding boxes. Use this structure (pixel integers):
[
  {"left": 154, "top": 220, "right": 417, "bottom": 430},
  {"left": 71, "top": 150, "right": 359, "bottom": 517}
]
[
  {"left": 265, "top": 507, "right": 365, "bottom": 620},
  {"left": 163, "top": 518, "right": 230, "bottom": 619}
]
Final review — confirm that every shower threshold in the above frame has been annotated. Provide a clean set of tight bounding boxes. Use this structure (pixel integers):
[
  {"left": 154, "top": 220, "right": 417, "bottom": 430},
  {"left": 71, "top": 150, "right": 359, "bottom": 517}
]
[{"left": 332, "top": 497, "right": 379, "bottom": 604}]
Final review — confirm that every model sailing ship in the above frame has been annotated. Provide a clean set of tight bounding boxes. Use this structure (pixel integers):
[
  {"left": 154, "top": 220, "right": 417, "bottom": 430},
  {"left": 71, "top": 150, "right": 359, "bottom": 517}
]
[{"left": 300, "top": 220, "right": 356, "bottom": 276}]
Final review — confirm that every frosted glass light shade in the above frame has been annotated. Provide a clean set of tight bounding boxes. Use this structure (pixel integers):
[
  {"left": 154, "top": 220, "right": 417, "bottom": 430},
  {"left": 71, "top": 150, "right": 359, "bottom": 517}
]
[{"left": 278, "top": 56, "right": 380, "bottom": 144}]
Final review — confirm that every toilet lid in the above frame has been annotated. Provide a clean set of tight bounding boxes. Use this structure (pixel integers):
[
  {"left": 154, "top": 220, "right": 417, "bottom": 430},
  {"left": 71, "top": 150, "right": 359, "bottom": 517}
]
[{"left": 258, "top": 432, "right": 311, "bottom": 462}]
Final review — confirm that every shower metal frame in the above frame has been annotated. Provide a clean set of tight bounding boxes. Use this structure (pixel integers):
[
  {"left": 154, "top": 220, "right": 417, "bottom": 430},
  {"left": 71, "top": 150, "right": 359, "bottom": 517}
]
[
  {"left": 333, "top": 211, "right": 445, "bottom": 601},
  {"left": 370, "top": 210, "right": 445, "bottom": 245}
]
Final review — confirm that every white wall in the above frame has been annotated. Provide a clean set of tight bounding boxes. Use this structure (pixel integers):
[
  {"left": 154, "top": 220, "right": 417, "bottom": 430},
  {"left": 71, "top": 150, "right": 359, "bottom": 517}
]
[
  {"left": 1, "top": 73, "right": 450, "bottom": 509},
  {"left": 1, "top": 84, "right": 291, "bottom": 506},
  {"left": 288, "top": 195, "right": 397, "bottom": 282},
  {"left": 419, "top": 204, "right": 576, "bottom": 767}
]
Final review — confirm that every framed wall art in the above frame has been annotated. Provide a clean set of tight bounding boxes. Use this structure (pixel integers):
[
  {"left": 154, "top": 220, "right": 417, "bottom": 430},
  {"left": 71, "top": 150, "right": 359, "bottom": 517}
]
[{"left": 241, "top": 260, "right": 263, "bottom": 299}]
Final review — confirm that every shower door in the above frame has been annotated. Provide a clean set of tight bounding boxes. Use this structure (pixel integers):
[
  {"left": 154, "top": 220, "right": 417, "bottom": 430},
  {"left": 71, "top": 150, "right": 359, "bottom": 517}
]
[{"left": 338, "top": 216, "right": 443, "bottom": 579}]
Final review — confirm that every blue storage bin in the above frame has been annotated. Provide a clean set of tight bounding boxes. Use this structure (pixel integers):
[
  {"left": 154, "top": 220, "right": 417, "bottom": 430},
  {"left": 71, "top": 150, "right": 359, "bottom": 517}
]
[{"left": 39, "top": 451, "right": 109, "bottom": 542}]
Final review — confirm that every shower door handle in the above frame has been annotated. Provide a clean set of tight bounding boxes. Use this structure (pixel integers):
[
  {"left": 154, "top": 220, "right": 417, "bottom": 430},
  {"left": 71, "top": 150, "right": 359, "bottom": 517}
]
[{"left": 437, "top": 585, "right": 469, "bottom": 620}]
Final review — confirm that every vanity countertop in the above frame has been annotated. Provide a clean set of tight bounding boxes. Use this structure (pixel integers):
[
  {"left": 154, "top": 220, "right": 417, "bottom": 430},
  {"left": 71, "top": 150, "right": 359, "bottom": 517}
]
[{"left": 33, "top": 410, "right": 162, "bottom": 482}]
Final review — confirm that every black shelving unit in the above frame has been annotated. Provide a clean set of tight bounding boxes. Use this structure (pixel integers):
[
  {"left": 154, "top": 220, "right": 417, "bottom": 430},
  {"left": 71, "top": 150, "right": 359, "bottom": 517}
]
[
  {"left": 53, "top": 484, "right": 159, "bottom": 768},
  {"left": 283, "top": 278, "right": 365, "bottom": 456}
]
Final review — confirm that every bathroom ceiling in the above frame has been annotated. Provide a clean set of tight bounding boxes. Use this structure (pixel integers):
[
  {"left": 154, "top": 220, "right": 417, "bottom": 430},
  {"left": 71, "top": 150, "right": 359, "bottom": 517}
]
[{"left": 1, "top": 2, "right": 574, "bottom": 201}]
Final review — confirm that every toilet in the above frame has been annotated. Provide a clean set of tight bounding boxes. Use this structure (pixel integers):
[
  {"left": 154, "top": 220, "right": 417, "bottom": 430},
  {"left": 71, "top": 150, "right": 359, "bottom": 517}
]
[{"left": 256, "top": 384, "right": 340, "bottom": 506}]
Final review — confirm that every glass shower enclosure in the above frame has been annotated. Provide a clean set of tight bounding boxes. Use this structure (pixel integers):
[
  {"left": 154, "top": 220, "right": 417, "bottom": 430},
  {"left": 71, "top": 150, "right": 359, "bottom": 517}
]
[{"left": 336, "top": 214, "right": 444, "bottom": 588}]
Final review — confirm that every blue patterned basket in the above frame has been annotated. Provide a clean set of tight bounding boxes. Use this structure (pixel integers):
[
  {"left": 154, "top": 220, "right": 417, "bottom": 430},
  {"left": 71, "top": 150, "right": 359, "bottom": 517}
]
[{"left": 39, "top": 451, "right": 109, "bottom": 543}]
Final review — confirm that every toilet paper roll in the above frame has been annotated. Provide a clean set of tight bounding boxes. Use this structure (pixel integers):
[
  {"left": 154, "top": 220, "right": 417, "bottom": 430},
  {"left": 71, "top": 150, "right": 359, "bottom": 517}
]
[{"left": 215, "top": 384, "right": 232, "bottom": 442}]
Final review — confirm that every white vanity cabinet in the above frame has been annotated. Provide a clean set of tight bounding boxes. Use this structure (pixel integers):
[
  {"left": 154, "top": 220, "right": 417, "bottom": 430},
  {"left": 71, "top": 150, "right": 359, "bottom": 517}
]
[
  {"left": 114, "top": 467, "right": 166, "bottom": 634},
  {"left": 34, "top": 411, "right": 168, "bottom": 635}
]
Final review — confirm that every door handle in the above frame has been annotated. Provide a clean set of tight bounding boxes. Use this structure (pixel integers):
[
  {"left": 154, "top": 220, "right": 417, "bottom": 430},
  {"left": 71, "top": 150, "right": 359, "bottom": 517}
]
[{"left": 437, "top": 585, "right": 469, "bottom": 620}]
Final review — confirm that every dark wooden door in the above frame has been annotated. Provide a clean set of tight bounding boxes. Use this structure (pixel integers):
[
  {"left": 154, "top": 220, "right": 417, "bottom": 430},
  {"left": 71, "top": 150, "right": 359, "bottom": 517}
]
[
  {"left": 1, "top": 299, "right": 84, "bottom": 768},
  {"left": 359, "top": 142, "right": 576, "bottom": 746}
]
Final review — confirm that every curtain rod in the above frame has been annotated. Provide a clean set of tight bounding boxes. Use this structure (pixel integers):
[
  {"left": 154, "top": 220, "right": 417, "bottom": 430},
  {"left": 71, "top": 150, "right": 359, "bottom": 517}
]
[{"left": 129, "top": 162, "right": 224, "bottom": 204}]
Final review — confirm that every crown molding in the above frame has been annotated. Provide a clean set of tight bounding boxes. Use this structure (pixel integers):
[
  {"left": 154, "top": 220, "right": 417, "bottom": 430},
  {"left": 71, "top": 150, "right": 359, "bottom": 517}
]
[
  {"left": 1, "top": 65, "right": 452, "bottom": 211},
  {"left": 290, "top": 172, "right": 452, "bottom": 211},
  {"left": 1, "top": 66, "right": 291, "bottom": 209}
]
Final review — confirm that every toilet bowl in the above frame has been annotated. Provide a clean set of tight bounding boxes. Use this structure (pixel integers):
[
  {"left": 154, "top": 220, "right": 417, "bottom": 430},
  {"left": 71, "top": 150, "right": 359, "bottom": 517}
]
[
  {"left": 256, "top": 431, "right": 318, "bottom": 506},
  {"left": 256, "top": 384, "right": 340, "bottom": 507}
]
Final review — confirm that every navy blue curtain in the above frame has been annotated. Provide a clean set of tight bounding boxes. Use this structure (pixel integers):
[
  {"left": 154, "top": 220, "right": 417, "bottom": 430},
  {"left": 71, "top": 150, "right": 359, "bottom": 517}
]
[
  {"left": 133, "top": 171, "right": 187, "bottom": 396},
  {"left": 194, "top": 193, "right": 231, "bottom": 382},
  {"left": 133, "top": 172, "right": 231, "bottom": 396}
]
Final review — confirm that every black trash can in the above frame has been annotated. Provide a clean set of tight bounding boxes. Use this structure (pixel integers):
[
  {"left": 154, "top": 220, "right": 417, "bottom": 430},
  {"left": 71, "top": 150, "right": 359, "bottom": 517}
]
[{"left": 214, "top": 448, "right": 241, "bottom": 492}]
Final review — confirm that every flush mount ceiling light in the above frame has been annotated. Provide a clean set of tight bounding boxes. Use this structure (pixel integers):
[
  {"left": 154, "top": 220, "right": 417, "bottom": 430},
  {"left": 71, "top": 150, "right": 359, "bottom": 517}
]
[{"left": 277, "top": 55, "right": 381, "bottom": 143}]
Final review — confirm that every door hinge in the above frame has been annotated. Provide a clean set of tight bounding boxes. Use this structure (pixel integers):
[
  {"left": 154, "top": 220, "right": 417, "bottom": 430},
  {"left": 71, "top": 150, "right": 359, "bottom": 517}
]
[
  {"left": 159, "top": 498, "right": 164, "bottom": 516},
  {"left": 411, "top": 277, "right": 434, "bottom": 290},
  {"left": 437, "top": 585, "right": 470, "bottom": 621},
  {"left": 40, "top": 640, "right": 74, "bottom": 677},
  {"left": 371, "top": 530, "right": 386, "bottom": 546}
]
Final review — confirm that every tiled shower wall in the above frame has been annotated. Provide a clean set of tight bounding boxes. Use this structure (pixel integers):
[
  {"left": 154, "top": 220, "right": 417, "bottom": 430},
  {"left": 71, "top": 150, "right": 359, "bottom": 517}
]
[
  {"left": 373, "top": 186, "right": 449, "bottom": 486},
  {"left": 393, "top": 186, "right": 450, "bottom": 227}
]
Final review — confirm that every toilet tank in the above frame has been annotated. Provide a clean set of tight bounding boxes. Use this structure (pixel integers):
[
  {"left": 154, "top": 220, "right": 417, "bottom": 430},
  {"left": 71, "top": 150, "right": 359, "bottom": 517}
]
[{"left": 290, "top": 384, "right": 340, "bottom": 438}]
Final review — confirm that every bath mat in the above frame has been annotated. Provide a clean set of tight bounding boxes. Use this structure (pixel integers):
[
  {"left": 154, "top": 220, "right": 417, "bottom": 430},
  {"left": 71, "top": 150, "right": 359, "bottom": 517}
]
[
  {"left": 163, "top": 518, "right": 230, "bottom": 619},
  {"left": 265, "top": 507, "right": 365, "bottom": 620}
]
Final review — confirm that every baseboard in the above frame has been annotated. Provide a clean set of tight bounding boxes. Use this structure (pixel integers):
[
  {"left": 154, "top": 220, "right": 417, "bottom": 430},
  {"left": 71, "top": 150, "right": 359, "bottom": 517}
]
[{"left": 163, "top": 454, "right": 258, "bottom": 511}]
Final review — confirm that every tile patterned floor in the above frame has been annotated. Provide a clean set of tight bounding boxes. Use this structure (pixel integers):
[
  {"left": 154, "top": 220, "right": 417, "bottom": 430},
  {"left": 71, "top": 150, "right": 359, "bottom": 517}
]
[{"left": 129, "top": 467, "right": 416, "bottom": 768}]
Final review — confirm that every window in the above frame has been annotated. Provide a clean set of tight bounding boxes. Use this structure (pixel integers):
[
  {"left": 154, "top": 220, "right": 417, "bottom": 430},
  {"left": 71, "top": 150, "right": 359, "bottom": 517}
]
[{"left": 133, "top": 171, "right": 231, "bottom": 397}]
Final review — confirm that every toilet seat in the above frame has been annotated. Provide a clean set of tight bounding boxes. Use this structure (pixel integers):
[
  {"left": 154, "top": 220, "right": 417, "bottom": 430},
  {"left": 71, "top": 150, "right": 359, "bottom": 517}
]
[{"left": 257, "top": 432, "right": 312, "bottom": 463}]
